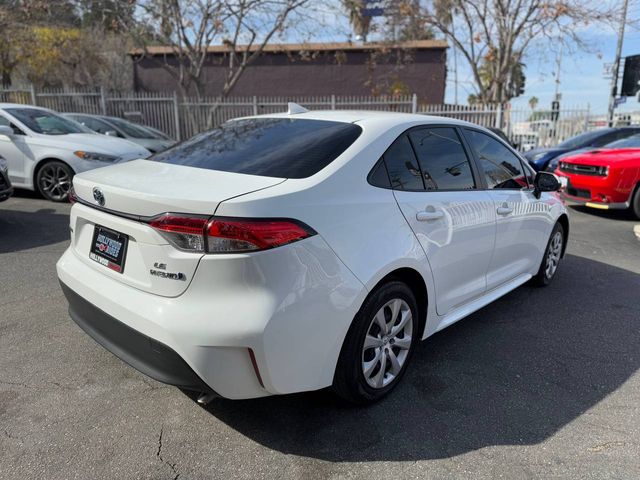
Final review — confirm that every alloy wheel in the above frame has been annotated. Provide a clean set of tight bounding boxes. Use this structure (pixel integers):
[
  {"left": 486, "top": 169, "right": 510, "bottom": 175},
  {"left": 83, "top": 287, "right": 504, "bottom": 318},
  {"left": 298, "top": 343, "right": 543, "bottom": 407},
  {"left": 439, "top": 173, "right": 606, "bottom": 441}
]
[
  {"left": 545, "top": 231, "right": 563, "bottom": 279},
  {"left": 361, "top": 298, "right": 413, "bottom": 389},
  {"left": 39, "top": 164, "right": 71, "bottom": 201}
]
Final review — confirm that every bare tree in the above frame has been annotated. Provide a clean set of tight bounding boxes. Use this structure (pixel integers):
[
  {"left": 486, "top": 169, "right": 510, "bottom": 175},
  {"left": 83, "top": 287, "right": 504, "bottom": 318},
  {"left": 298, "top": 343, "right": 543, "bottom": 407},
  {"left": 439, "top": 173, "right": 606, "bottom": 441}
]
[
  {"left": 130, "top": 0, "right": 310, "bottom": 99},
  {"left": 419, "top": 0, "right": 619, "bottom": 105}
]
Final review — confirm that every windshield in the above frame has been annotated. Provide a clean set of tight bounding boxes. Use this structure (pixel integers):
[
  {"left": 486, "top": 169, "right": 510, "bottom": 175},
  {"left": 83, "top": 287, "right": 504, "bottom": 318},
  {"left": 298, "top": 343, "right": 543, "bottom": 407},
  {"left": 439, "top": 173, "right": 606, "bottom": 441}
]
[
  {"left": 142, "top": 125, "right": 171, "bottom": 140},
  {"left": 6, "top": 108, "right": 89, "bottom": 135},
  {"left": 152, "top": 118, "right": 362, "bottom": 179},
  {"left": 107, "top": 117, "right": 154, "bottom": 139},
  {"left": 557, "top": 130, "right": 611, "bottom": 150},
  {"left": 605, "top": 134, "right": 640, "bottom": 149}
]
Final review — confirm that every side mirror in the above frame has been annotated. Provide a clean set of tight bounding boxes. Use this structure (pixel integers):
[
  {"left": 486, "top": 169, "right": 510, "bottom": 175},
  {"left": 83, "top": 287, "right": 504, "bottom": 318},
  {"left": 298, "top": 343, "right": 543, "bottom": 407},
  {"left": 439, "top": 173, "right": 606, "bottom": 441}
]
[
  {"left": 534, "top": 171, "right": 561, "bottom": 198},
  {"left": 0, "top": 125, "right": 13, "bottom": 137},
  {"left": 105, "top": 130, "right": 118, "bottom": 136}
]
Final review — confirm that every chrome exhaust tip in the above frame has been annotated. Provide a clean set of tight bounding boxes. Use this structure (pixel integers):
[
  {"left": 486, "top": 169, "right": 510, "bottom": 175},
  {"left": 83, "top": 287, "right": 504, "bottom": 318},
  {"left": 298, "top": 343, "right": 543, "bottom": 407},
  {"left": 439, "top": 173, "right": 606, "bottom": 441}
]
[{"left": 197, "top": 392, "right": 218, "bottom": 405}]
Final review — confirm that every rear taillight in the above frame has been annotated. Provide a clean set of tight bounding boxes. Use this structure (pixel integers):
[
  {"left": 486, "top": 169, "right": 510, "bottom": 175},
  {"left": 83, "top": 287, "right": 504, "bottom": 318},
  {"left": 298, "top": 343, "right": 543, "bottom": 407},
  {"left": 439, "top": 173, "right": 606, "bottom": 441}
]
[
  {"left": 148, "top": 214, "right": 209, "bottom": 252},
  {"left": 206, "top": 218, "right": 315, "bottom": 253},
  {"left": 147, "top": 214, "right": 316, "bottom": 253}
]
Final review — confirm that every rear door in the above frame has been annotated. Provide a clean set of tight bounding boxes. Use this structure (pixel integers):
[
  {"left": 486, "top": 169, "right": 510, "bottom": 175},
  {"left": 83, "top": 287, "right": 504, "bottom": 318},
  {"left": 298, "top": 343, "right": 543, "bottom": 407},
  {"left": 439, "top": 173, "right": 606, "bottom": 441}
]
[
  {"left": 462, "top": 128, "right": 548, "bottom": 289},
  {"left": 388, "top": 127, "right": 496, "bottom": 316}
]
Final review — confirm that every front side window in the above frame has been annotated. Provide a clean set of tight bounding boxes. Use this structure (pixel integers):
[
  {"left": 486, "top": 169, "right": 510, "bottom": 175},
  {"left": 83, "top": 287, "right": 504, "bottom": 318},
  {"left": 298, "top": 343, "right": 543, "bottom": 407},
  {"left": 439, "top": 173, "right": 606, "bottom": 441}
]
[
  {"left": 465, "top": 129, "right": 529, "bottom": 189},
  {"left": 153, "top": 118, "right": 362, "bottom": 179},
  {"left": 408, "top": 127, "right": 476, "bottom": 190},
  {"left": 6, "top": 108, "right": 87, "bottom": 135}
]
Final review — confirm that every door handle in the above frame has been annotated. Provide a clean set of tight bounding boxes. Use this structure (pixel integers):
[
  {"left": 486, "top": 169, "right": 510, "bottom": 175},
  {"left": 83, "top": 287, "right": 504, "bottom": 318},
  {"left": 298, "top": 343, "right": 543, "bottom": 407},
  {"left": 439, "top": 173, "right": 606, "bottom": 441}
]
[
  {"left": 416, "top": 209, "right": 444, "bottom": 221},
  {"left": 496, "top": 203, "right": 513, "bottom": 216}
]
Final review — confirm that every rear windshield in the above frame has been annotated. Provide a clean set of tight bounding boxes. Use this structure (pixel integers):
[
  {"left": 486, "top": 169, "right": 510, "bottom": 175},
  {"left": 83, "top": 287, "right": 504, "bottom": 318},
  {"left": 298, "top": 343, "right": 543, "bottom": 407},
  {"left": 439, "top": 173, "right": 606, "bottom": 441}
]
[{"left": 151, "top": 118, "right": 362, "bottom": 178}]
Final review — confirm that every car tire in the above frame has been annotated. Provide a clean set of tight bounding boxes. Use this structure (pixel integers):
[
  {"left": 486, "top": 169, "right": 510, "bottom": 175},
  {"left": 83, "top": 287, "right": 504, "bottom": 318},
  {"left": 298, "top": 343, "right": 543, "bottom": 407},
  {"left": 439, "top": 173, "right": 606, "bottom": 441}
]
[
  {"left": 630, "top": 185, "right": 640, "bottom": 220},
  {"left": 36, "top": 160, "right": 74, "bottom": 202},
  {"left": 333, "top": 281, "right": 419, "bottom": 404},
  {"left": 532, "top": 222, "right": 565, "bottom": 287}
]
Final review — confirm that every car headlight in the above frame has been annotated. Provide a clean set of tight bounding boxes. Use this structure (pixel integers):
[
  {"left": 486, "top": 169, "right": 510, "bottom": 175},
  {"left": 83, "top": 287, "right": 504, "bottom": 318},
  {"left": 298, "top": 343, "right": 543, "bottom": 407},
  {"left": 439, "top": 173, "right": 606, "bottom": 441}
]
[
  {"left": 74, "top": 151, "right": 120, "bottom": 162},
  {"left": 0, "top": 157, "right": 7, "bottom": 173}
]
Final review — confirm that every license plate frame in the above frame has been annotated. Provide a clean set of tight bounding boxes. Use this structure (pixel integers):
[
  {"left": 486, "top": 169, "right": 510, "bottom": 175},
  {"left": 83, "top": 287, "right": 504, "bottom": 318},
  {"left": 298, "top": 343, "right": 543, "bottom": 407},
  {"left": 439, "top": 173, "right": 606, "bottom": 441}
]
[{"left": 89, "top": 225, "right": 129, "bottom": 274}]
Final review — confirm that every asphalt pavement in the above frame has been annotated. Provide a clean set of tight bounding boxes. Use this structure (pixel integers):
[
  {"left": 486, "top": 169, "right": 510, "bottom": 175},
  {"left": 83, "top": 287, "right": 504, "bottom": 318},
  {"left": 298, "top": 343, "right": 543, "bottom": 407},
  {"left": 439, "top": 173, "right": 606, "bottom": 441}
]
[{"left": 1, "top": 192, "right": 639, "bottom": 479}]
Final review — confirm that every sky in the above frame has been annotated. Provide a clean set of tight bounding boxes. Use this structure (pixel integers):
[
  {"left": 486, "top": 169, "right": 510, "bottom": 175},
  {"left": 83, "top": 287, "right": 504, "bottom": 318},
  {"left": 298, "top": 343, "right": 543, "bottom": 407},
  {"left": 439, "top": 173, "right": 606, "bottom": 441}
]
[{"left": 297, "top": 2, "right": 640, "bottom": 115}]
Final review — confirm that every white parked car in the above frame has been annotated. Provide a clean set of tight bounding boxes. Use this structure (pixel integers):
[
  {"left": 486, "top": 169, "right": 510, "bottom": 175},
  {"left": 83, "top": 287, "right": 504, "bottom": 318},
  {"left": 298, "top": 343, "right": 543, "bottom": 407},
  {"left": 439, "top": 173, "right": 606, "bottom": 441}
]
[
  {"left": 0, "top": 104, "right": 151, "bottom": 201},
  {"left": 56, "top": 108, "right": 568, "bottom": 403}
]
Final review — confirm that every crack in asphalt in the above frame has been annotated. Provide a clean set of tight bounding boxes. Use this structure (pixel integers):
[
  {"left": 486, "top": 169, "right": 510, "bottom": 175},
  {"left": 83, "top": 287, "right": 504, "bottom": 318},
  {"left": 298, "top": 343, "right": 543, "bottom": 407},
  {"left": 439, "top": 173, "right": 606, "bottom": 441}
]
[{"left": 157, "top": 426, "right": 180, "bottom": 480}]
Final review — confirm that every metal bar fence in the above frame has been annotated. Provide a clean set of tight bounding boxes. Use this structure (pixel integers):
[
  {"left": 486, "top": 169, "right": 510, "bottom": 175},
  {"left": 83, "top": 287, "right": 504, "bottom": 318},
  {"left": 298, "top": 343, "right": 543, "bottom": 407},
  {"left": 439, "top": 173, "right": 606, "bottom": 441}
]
[{"left": 0, "top": 85, "right": 614, "bottom": 149}]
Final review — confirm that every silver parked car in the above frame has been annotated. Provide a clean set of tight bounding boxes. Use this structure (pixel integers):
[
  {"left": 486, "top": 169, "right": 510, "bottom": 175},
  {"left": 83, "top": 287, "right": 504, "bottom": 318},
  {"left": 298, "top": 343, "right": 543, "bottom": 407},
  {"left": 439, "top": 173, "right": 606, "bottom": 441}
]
[{"left": 65, "top": 114, "right": 175, "bottom": 153}]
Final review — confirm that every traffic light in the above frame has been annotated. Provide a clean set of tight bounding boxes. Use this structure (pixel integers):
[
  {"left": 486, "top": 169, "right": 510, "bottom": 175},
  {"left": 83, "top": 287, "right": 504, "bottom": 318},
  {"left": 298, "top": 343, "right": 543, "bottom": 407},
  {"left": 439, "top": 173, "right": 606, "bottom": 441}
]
[{"left": 551, "top": 100, "right": 560, "bottom": 122}]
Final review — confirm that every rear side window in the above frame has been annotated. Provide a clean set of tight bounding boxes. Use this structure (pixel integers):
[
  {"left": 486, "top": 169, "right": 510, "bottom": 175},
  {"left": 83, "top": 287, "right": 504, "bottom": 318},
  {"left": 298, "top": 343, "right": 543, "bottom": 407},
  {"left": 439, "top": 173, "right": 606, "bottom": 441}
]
[
  {"left": 408, "top": 127, "right": 476, "bottom": 190},
  {"left": 465, "top": 129, "right": 529, "bottom": 189},
  {"left": 383, "top": 134, "right": 424, "bottom": 190},
  {"left": 152, "top": 118, "right": 362, "bottom": 179}
]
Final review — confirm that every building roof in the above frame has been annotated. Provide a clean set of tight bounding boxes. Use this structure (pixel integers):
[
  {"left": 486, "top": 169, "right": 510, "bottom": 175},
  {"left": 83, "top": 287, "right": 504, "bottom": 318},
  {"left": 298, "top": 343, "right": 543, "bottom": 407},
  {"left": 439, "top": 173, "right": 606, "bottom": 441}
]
[{"left": 130, "top": 40, "right": 448, "bottom": 56}]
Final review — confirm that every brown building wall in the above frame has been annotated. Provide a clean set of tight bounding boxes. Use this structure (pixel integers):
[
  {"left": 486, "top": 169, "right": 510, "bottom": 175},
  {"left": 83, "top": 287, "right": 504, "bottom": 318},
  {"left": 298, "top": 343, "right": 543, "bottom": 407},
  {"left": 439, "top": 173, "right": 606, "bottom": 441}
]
[{"left": 132, "top": 44, "right": 447, "bottom": 104}]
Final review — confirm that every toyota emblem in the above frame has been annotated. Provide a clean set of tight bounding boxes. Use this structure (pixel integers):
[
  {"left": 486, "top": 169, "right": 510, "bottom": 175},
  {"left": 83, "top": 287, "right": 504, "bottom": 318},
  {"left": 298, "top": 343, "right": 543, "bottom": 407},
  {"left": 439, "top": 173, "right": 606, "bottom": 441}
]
[{"left": 92, "top": 187, "right": 105, "bottom": 206}]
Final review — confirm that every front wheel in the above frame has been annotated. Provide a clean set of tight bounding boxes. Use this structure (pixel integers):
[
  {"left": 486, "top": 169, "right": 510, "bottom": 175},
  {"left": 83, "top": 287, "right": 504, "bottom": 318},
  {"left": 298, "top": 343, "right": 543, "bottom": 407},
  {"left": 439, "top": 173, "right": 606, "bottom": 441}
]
[
  {"left": 532, "top": 222, "right": 565, "bottom": 286},
  {"left": 333, "top": 281, "right": 419, "bottom": 404},
  {"left": 36, "top": 160, "right": 73, "bottom": 202}
]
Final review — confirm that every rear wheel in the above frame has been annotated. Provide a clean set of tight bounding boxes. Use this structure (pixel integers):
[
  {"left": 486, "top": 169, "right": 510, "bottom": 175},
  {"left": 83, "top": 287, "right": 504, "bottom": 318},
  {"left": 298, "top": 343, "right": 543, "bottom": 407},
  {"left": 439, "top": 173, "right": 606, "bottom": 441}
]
[
  {"left": 532, "top": 222, "right": 564, "bottom": 286},
  {"left": 631, "top": 185, "right": 640, "bottom": 220},
  {"left": 36, "top": 160, "right": 73, "bottom": 202},
  {"left": 333, "top": 281, "right": 419, "bottom": 404}
]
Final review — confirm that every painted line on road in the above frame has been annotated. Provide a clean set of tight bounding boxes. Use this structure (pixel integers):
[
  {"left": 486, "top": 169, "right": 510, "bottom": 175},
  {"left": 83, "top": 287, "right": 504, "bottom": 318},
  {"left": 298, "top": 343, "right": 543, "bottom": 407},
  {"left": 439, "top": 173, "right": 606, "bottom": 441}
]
[{"left": 634, "top": 225, "right": 640, "bottom": 240}]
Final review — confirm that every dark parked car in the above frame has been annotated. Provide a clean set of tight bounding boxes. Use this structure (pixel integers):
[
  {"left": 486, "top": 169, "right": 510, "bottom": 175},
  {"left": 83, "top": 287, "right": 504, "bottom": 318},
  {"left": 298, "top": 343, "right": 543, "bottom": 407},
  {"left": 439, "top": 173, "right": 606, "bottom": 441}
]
[
  {"left": 524, "top": 127, "right": 640, "bottom": 171},
  {"left": 0, "top": 156, "right": 13, "bottom": 201}
]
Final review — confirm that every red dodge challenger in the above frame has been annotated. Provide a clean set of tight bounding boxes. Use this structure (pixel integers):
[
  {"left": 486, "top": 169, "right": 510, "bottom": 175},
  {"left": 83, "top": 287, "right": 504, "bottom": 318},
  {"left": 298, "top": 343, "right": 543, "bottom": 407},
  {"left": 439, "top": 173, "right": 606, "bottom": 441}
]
[{"left": 555, "top": 134, "right": 640, "bottom": 219}]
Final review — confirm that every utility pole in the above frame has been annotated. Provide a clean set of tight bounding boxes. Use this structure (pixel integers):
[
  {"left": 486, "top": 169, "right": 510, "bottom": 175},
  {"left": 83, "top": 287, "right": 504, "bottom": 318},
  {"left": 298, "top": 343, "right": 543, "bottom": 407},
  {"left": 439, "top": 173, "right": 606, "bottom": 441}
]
[
  {"left": 607, "top": 0, "right": 629, "bottom": 127},
  {"left": 452, "top": 15, "right": 459, "bottom": 105}
]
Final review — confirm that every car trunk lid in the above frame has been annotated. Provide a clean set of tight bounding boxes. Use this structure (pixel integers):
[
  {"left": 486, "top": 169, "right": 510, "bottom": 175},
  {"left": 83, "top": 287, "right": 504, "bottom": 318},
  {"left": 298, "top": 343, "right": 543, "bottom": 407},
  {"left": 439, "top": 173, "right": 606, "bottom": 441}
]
[{"left": 69, "top": 160, "right": 285, "bottom": 297}]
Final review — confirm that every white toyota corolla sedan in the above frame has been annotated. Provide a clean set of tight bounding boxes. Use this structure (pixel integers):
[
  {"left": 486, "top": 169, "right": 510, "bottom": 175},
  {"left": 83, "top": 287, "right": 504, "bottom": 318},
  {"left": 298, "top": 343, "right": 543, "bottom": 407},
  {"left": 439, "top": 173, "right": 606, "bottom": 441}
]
[
  {"left": 56, "top": 108, "right": 568, "bottom": 403},
  {"left": 0, "top": 104, "right": 150, "bottom": 202}
]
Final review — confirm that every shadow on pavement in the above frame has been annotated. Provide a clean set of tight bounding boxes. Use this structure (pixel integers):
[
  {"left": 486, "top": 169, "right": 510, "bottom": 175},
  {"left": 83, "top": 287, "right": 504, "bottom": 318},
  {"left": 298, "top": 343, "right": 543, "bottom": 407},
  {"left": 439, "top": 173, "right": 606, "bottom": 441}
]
[
  {"left": 189, "top": 254, "right": 640, "bottom": 461},
  {"left": 0, "top": 206, "right": 69, "bottom": 253}
]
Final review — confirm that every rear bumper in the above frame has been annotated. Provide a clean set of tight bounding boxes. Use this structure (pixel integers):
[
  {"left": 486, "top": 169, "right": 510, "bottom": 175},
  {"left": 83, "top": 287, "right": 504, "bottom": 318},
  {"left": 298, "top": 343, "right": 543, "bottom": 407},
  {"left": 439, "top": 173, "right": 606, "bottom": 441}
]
[
  {"left": 60, "top": 281, "right": 212, "bottom": 392},
  {"left": 56, "top": 233, "right": 366, "bottom": 399}
]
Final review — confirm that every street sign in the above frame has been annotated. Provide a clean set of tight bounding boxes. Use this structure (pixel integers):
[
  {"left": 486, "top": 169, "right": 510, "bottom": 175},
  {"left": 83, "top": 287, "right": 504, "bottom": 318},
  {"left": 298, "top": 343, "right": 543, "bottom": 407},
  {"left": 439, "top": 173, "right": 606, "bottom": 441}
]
[
  {"left": 614, "top": 96, "right": 626, "bottom": 107},
  {"left": 362, "top": 7, "right": 384, "bottom": 16}
]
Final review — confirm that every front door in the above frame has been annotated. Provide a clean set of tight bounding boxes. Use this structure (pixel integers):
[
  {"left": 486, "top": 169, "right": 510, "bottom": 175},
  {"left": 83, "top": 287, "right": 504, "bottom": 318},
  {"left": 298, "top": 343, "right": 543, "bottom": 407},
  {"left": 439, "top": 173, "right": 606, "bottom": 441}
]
[
  {"left": 385, "top": 127, "right": 496, "bottom": 316},
  {"left": 462, "top": 128, "right": 547, "bottom": 289}
]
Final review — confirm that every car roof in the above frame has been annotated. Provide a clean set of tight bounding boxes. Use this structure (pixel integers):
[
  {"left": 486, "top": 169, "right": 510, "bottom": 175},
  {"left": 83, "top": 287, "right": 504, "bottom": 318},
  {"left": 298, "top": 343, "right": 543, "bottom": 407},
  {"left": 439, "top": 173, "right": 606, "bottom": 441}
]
[
  {"left": 0, "top": 103, "right": 53, "bottom": 111},
  {"left": 238, "top": 109, "right": 482, "bottom": 130}
]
